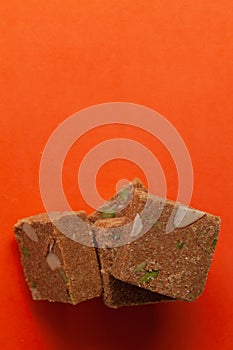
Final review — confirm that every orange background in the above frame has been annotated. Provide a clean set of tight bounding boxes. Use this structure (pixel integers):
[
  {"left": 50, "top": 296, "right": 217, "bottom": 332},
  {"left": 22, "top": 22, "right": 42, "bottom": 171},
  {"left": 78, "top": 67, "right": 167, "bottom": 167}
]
[{"left": 0, "top": 1, "right": 233, "bottom": 349}]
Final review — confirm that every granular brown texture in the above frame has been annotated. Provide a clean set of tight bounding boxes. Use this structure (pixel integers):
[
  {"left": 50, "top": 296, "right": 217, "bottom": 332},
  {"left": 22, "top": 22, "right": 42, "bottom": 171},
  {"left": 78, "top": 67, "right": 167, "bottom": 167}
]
[
  {"left": 88, "top": 178, "right": 147, "bottom": 223},
  {"left": 93, "top": 217, "right": 172, "bottom": 308},
  {"left": 89, "top": 178, "right": 173, "bottom": 308},
  {"left": 111, "top": 190, "right": 221, "bottom": 301},
  {"left": 14, "top": 212, "right": 102, "bottom": 304},
  {"left": 14, "top": 178, "right": 221, "bottom": 307}
]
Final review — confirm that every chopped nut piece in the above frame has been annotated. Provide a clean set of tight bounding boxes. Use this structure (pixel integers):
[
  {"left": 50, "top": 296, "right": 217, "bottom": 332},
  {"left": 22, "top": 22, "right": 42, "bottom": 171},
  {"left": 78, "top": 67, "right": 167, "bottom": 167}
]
[
  {"left": 46, "top": 251, "right": 61, "bottom": 270},
  {"left": 140, "top": 270, "right": 159, "bottom": 283},
  {"left": 212, "top": 238, "right": 218, "bottom": 249},
  {"left": 177, "top": 240, "right": 184, "bottom": 249},
  {"left": 100, "top": 210, "right": 116, "bottom": 219},
  {"left": 174, "top": 205, "right": 205, "bottom": 228},
  {"left": 130, "top": 213, "right": 142, "bottom": 237},
  {"left": 135, "top": 261, "right": 147, "bottom": 272},
  {"left": 23, "top": 222, "right": 39, "bottom": 242},
  {"left": 22, "top": 246, "right": 30, "bottom": 258}
]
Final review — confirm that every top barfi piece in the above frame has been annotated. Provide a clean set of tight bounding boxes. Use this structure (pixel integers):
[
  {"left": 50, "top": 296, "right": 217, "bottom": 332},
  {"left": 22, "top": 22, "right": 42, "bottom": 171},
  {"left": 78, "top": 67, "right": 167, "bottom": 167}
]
[{"left": 111, "top": 189, "right": 221, "bottom": 301}]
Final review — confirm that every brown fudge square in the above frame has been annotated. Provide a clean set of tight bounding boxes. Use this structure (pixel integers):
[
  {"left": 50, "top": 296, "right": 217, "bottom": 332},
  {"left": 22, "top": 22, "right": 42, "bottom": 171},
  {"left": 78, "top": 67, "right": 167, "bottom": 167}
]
[
  {"left": 111, "top": 190, "right": 221, "bottom": 301},
  {"left": 14, "top": 211, "right": 102, "bottom": 304}
]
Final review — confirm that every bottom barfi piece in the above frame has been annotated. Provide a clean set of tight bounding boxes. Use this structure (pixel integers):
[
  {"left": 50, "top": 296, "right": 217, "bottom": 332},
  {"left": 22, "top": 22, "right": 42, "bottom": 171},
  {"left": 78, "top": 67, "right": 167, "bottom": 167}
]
[
  {"left": 93, "top": 217, "right": 173, "bottom": 308},
  {"left": 14, "top": 211, "right": 102, "bottom": 304}
]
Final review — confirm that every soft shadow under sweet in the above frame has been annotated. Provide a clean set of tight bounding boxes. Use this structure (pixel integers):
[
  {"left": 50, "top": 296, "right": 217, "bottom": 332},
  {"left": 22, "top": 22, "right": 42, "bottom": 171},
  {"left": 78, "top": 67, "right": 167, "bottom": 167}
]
[{"left": 31, "top": 296, "right": 157, "bottom": 350}]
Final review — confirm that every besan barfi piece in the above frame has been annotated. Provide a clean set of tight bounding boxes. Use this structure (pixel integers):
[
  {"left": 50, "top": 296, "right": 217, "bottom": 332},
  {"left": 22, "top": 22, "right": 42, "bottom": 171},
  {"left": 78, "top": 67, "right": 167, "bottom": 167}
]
[
  {"left": 14, "top": 212, "right": 102, "bottom": 304},
  {"left": 93, "top": 217, "right": 172, "bottom": 308},
  {"left": 111, "top": 190, "right": 221, "bottom": 302}
]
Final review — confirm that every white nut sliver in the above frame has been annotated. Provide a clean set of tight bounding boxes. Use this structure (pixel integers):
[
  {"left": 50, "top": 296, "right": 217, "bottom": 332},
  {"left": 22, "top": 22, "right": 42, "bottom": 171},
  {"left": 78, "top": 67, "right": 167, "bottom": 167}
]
[
  {"left": 23, "top": 222, "right": 38, "bottom": 242},
  {"left": 30, "top": 287, "right": 41, "bottom": 300},
  {"left": 174, "top": 206, "right": 205, "bottom": 228},
  {"left": 46, "top": 252, "right": 61, "bottom": 270},
  {"left": 130, "top": 213, "right": 143, "bottom": 237}
]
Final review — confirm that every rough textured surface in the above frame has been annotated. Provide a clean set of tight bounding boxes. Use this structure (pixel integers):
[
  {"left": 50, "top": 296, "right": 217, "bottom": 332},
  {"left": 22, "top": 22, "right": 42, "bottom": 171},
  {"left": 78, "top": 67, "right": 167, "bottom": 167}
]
[
  {"left": 14, "top": 178, "right": 221, "bottom": 307},
  {"left": 111, "top": 190, "right": 221, "bottom": 301},
  {"left": 89, "top": 178, "right": 173, "bottom": 308},
  {"left": 88, "top": 178, "right": 147, "bottom": 223},
  {"left": 93, "top": 217, "right": 172, "bottom": 308},
  {"left": 14, "top": 212, "right": 102, "bottom": 304}
]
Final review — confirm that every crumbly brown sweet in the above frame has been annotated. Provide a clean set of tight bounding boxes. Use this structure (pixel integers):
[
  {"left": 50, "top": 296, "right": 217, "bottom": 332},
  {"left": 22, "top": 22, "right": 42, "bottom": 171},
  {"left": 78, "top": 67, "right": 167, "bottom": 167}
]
[
  {"left": 14, "top": 211, "right": 102, "bottom": 304},
  {"left": 14, "top": 178, "right": 221, "bottom": 307},
  {"left": 111, "top": 190, "right": 221, "bottom": 301}
]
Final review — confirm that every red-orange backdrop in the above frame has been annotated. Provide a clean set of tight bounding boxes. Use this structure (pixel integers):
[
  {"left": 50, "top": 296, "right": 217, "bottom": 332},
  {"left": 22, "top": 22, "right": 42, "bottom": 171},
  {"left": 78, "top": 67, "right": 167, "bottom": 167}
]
[{"left": 0, "top": 1, "right": 232, "bottom": 349}]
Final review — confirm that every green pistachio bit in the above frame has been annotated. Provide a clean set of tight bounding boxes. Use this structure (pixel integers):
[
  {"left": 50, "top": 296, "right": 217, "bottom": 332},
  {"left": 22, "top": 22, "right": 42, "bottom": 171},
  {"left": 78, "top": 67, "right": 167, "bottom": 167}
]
[
  {"left": 66, "top": 290, "right": 74, "bottom": 304},
  {"left": 101, "top": 212, "right": 115, "bottom": 218},
  {"left": 30, "top": 282, "right": 36, "bottom": 288},
  {"left": 135, "top": 261, "right": 147, "bottom": 272},
  {"left": 212, "top": 238, "right": 218, "bottom": 249},
  {"left": 157, "top": 220, "right": 162, "bottom": 230},
  {"left": 140, "top": 270, "right": 159, "bottom": 283},
  {"left": 118, "top": 189, "right": 128, "bottom": 202},
  {"left": 22, "top": 246, "right": 30, "bottom": 258},
  {"left": 200, "top": 230, "right": 206, "bottom": 235},
  {"left": 100, "top": 209, "right": 115, "bottom": 219},
  {"left": 112, "top": 233, "right": 120, "bottom": 240},
  {"left": 177, "top": 240, "right": 184, "bottom": 249},
  {"left": 60, "top": 270, "right": 68, "bottom": 283}
]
